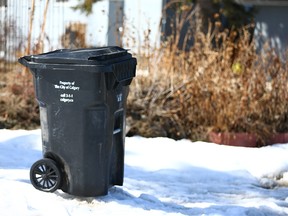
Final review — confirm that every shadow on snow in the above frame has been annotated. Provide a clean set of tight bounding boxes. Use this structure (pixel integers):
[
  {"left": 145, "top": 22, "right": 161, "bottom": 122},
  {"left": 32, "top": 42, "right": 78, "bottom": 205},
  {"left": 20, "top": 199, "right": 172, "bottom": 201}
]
[{"left": 0, "top": 134, "right": 41, "bottom": 169}]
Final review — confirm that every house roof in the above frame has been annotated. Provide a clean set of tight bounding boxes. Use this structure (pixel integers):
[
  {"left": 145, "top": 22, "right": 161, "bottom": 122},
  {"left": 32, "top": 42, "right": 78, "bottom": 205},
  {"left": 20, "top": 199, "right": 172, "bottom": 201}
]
[{"left": 235, "top": 0, "right": 288, "bottom": 6}]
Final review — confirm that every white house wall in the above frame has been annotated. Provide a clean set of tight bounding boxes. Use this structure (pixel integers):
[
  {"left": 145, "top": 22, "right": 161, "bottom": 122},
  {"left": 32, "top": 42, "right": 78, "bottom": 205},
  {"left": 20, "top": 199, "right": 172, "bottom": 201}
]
[{"left": 62, "top": 0, "right": 109, "bottom": 47}]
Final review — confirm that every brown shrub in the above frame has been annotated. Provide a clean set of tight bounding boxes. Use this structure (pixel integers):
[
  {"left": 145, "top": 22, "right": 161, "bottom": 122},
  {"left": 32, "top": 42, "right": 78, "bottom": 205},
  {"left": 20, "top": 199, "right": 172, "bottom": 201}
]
[
  {"left": 127, "top": 25, "right": 288, "bottom": 145},
  {"left": 0, "top": 69, "right": 39, "bottom": 129}
]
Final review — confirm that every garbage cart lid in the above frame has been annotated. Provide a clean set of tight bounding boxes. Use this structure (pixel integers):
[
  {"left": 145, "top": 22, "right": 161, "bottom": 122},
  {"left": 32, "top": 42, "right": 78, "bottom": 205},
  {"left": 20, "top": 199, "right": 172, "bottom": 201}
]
[{"left": 23, "top": 46, "right": 129, "bottom": 65}]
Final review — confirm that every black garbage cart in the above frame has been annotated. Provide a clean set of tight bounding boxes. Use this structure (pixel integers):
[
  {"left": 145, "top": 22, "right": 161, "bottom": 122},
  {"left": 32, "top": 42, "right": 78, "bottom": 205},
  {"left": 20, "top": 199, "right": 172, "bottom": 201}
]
[{"left": 18, "top": 46, "right": 137, "bottom": 197}]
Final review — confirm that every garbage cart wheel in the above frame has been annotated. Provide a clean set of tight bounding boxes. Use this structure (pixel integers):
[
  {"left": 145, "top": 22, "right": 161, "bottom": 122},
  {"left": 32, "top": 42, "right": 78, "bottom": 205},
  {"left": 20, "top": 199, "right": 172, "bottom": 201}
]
[{"left": 30, "top": 158, "right": 62, "bottom": 193}]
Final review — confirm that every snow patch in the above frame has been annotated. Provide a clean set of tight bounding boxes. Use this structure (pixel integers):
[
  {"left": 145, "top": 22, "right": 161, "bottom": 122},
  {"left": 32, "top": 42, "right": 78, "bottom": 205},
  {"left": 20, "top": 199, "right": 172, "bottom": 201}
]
[{"left": 1, "top": 130, "right": 288, "bottom": 215}]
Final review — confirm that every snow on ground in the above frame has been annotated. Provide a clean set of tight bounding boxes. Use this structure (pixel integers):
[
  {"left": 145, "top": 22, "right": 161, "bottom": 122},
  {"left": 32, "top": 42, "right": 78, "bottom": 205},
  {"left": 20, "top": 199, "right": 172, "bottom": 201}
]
[{"left": 0, "top": 129, "right": 288, "bottom": 216}]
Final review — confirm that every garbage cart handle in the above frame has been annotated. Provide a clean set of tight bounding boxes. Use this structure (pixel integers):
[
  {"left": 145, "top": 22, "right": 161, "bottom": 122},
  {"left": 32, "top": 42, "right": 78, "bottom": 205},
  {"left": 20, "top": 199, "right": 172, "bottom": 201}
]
[{"left": 111, "top": 58, "right": 137, "bottom": 82}]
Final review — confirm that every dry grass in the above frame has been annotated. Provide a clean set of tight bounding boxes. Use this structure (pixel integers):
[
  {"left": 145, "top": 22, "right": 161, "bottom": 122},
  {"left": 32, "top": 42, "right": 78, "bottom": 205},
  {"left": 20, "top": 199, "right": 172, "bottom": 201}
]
[
  {"left": 0, "top": 67, "right": 39, "bottom": 129},
  {"left": 127, "top": 24, "right": 288, "bottom": 145}
]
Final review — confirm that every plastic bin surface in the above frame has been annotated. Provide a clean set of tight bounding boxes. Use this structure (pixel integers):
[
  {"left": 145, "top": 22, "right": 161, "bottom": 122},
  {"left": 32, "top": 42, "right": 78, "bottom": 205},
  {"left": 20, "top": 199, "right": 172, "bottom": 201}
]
[{"left": 18, "top": 46, "right": 137, "bottom": 196}]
